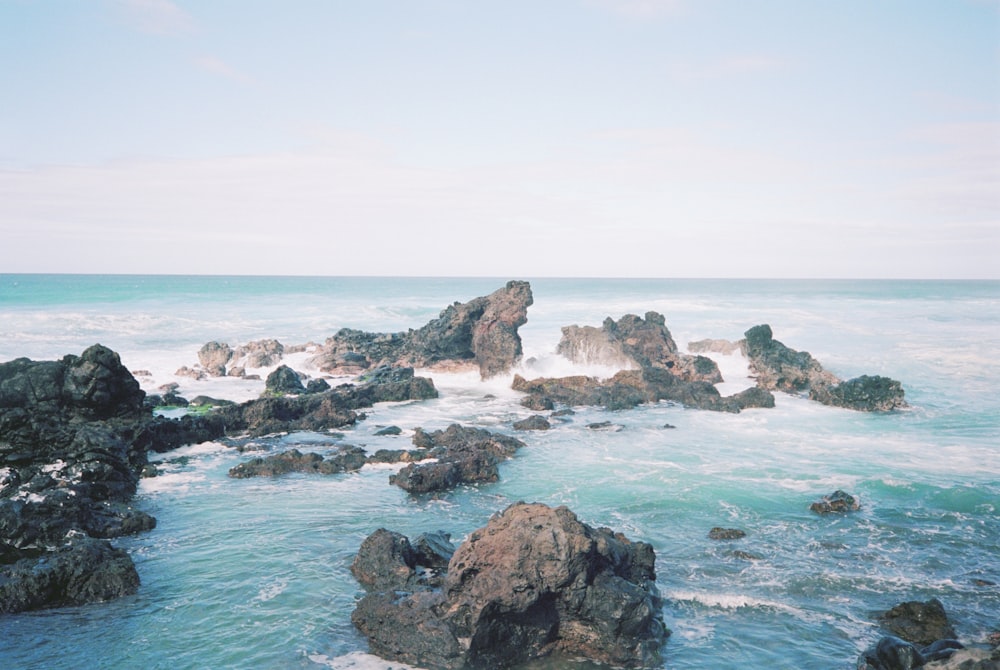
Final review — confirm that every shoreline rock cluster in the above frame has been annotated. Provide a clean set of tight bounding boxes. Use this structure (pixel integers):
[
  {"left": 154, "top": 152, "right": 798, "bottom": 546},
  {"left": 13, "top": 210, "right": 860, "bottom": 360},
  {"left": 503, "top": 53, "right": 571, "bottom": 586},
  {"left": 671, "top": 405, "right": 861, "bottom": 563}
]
[{"left": 1, "top": 280, "right": 930, "bottom": 669}]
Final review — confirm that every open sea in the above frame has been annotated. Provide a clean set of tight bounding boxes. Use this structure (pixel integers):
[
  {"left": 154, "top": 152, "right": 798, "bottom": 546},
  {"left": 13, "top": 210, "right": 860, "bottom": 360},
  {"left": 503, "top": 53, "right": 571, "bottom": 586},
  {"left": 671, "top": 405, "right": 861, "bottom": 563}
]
[{"left": 0, "top": 274, "right": 997, "bottom": 670}]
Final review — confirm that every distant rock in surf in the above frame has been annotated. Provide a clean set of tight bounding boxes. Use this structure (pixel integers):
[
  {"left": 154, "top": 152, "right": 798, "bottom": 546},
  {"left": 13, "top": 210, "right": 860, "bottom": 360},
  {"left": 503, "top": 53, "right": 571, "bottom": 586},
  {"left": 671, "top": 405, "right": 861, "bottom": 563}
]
[
  {"left": 558, "top": 311, "right": 722, "bottom": 383},
  {"left": 351, "top": 502, "right": 668, "bottom": 669},
  {"left": 741, "top": 324, "right": 907, "bottom": 411},
  {"left": 309, "top": 280, "right": 534, "bottom": 380},
  {"left": 512, "top": 366, "right": 774, "bottom": 413},
  {"left": 809, "top": 489, "right": 860, "bottom": 514}
]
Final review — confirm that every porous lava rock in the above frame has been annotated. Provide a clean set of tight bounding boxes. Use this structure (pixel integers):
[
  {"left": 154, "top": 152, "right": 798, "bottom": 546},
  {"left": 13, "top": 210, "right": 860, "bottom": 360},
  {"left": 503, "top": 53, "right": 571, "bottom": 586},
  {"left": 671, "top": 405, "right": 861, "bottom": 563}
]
[{"left": 351, "top": 502, "right": 669, "bottom": 669}]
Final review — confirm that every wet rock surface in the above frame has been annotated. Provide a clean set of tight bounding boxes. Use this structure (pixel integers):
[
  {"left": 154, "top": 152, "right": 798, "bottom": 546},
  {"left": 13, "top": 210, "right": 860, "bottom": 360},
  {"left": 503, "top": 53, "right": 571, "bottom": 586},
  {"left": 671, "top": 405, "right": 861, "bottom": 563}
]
[{"left": 351, "top": 502, "right": 669, "bottom": 669}]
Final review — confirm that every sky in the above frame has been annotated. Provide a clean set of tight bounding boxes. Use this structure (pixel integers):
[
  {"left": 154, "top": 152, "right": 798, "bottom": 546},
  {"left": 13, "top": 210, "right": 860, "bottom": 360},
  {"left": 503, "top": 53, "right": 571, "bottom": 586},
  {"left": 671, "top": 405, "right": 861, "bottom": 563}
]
[{"left": 1, "top": 0, "right": 998, "bottom": 278}]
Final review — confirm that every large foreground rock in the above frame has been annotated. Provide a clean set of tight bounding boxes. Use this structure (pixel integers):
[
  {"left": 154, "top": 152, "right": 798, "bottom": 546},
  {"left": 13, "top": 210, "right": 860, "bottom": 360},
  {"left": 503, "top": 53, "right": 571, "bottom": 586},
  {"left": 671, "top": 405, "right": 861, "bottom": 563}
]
[
  {"left": 742, "top": 324, "right": 906, "bottom": 411},
  {"left": 309, "top": 280, "right": 533, "bottom": 379},
  {"left": 558, "top": 311, "right": 722, "bottom": 383},
  {"left": 351, "top": 502, "right": 669, "bottom": 669}
]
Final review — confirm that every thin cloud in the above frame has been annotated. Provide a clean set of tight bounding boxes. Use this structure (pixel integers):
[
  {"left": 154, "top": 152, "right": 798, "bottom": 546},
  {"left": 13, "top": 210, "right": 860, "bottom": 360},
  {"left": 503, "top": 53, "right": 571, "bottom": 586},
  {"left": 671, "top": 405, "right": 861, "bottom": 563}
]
[
  {"left": 668, "top": 54, "right": 788, "bottom": 81},
  {"left": 586, "top": 0, "right": 685, "bottom": 19},
  {"left": 114, "top": 0, "right": 195, "bottom": 35},
  {"left": 195, "top": 56, "right": 256, "bottom": 85}
]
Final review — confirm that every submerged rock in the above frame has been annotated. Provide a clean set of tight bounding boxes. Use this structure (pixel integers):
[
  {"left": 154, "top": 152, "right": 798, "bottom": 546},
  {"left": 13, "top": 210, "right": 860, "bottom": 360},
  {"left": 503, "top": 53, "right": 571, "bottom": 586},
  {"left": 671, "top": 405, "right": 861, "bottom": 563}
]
[
  {"left": 228, "top": 446, "right": 367, "bottom": 478},
  {"left": 351, "top": 502, "right": 669, "bottom": 669}
]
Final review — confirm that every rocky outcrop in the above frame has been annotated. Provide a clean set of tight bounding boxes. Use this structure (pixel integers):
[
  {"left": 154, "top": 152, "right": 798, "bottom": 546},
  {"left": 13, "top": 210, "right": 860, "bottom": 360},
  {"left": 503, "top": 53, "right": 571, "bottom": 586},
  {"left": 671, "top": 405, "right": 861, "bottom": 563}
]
[
  {"left": 215, "top": 366, "right": 437, "bottom": 437},
  {"left": 859, "top": 599, "right": 966, "bottom": 669},
  {"left": 227, "top": 446, "right": 367, "bottom": 478},
  {"left": 351, "top": 502, "right": 668, "bottom": 669},
  {"left": 558, "top": 312, "right": 722, "bottom": 383},
  {"left": 0, "top": 345, "right": 156, "bottom": 612},
  {"left": 309, "top": 281, "right": 534, "bottom": 380},
  {"left": 741, "top": 324, "right": 907, "bottom": 411},
  {"left": 879, "top": 599, "right": 957, "bottom": 647},
  {"left": 389, "top": 424, "right": 525, "bottom": 494},
  {"left": 512, "top": 366, "right": 774, "bottom": 413},
  {"left": 263, "top": 365, "right": 307, "bottom": 396},
  {"left": 810, "top": 489, "right": 860, "bottom": 514}
]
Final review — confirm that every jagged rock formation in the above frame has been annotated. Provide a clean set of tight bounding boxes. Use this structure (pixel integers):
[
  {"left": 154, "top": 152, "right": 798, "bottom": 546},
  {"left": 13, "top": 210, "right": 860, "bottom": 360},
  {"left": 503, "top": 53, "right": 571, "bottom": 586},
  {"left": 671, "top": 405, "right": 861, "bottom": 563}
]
[
  {"left": 309, "top": 280, "right": 534, "bottom": 379},
  {"left": 558, "top": 312, "right": 722, "bottom": 383},
  {"left": 351, "top": 502, "right": 669, "bottom": 669},
  {"left": 859, "top": 599, "right": 967, "bottom": 669},
  {"left": 741, "top": 324, "right": 907, "bottom": 411},
  {"left": 512, "top": 367, "right": 774, "bottom": 413},
  {"left": 228, "top": 446, "right": 368, "bottom": 478},
  {"left": 0, "top": 345, "right": 154, "bottom": 612}
]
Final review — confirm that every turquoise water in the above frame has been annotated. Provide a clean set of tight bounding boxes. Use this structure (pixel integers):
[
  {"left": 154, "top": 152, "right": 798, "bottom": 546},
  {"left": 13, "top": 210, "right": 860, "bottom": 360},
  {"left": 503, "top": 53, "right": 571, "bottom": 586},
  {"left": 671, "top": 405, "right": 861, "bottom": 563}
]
[{"left": 1, "top": 275, "right": 998, "bottom": 669}]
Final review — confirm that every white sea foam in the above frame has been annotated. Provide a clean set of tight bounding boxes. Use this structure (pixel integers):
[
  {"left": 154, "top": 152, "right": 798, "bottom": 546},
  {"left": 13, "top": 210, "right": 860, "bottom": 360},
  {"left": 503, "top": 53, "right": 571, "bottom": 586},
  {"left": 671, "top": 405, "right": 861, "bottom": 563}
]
[
  {"left": 137, "top": 471, "right": 208, "bottom": 494},
  {"left": 308, "top": 652, "right": 421, "bottom": 670},
  {"left": 666, "top": 590, "right": 807, "bottom": 616},
  {"left": 147, "top": 440, "right": 229, "bottom": 463}
]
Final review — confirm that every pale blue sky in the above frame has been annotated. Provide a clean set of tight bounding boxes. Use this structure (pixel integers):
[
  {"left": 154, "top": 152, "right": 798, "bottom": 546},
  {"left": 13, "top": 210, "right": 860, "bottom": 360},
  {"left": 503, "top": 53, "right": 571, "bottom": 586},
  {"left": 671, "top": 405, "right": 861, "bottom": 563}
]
[{"left": 1, "top": 0, "right": 998, "bottom": 277}]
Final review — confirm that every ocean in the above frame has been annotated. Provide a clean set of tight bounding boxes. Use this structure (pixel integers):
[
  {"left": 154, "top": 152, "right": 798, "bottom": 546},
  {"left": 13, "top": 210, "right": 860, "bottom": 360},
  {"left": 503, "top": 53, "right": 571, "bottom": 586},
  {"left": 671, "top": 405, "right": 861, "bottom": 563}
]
[{"left": 0, "top": 275, "right": 997, "bottom": 669}]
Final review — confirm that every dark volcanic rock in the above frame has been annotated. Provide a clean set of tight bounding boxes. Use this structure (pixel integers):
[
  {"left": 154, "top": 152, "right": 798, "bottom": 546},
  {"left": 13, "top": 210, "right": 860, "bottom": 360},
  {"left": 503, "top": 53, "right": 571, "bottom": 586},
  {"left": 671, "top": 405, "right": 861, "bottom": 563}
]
[
  {"left": 310, "top": 281, "right": 533, "bottom": 380},
  {"left": 879, "top": 598, "right": 957, "bottom": 646},
  {"left": 264, "top": 365, "right": 307, "bottom": 396},
  {"left": 858, "top": 635, "right": 926, "bottom": 670},
  {"left": 742, "top": 324, "right": 907, "bottom": 412},
  {"left": 228, "top": 446, "right": 367, "bottom": 478},
  {"left": 513, "top": 414, "right": 551, "bottom": 431},
  {"left": 0, "top": 536, "right": 140, "bottom": 613},
  {"left": 216, "top": 366, "right": 437, "bottom": 436},
  {"left": 512, "top": 366, "right": 770, "bottom": 414},
  {"left": 558, "top": 311, "right": 722, "bottom": 383},
  {"left": 810, "top": 489, "right": 860, "bottom": 514},
  {"left": 708, "top": 527, "right": 746, "bottom": 540},
  {"left": 388, "top": 424, "right": 525, "bottom": 493},
  {"left": 351, "top": 502, "right": 668, "bottom": 669},
  {"left": 810, "top": 375, "right": 907, "bottom": 412}
]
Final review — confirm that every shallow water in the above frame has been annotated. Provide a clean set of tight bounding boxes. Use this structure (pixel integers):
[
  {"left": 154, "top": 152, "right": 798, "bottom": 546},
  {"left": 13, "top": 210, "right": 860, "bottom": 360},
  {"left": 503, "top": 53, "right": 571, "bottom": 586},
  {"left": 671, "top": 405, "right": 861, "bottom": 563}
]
[{"left": 1, "top": 276, "right": 998, "bottom": 669}]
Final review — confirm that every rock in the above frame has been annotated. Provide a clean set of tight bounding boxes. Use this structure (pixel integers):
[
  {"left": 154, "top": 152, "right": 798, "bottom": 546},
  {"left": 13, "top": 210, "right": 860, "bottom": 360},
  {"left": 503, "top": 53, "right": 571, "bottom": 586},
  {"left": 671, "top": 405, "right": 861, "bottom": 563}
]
[
  {"left": 412, "top": 531, "right": 455, "bottom": 569},
  {"left": 228, "top": 446, "right": 367, "bottom": 478},
  {"left": 858, "top": 635, "right": 925, "bottom": 670},
  {"left": 310, "top": 281, "right": 534, "bottom": 380},
  {"left": 351, "top": 502, "right": 668, "bottom": 669},
  {"left": 351, "top": 528, "right": 418, "bottom": 590},
  {"left": 197, "top": 341, "right": 232, "bottom": 376},
  {"left": 921, "top": 639, "right": 964, "bottom": 662},
  {"left": 0, "top": 536, "right": 140, "bottom": 614},
  {"left": 305, "top": 378, "right": 330, "bottom": 394},
  {"left": 810, "top": 375, "right": 907, "bottom": 412},
  {"left": 513, "top": 415, "right": 551, "bottom": 431},
  {"left": 232, "top": 338, "right": 285, "bottom": 368},
  {"left": 215, "top": 366, "right": 437, "bottom": 437},
  {"left": 879, "top": 598, "right": 957, "bottom": 646},
  {"left": 264, "top": 365, "right": 306, "bottom": 396},
  {"left": 373, "top": 425, "right": 402, "bottom": 436},
  {"left": 389, "top": 424, "right": 525, "bottom": 493},
  {"left": 558, "top": 312, "right": 722, "bottom": 383},
  {"left": 512, "top": 366, "right": 763, "bottom": 413},
  {"left": 742, "top": 324, "right": 907, "bottom": 411},
  {"left": 708, "top": 527, "right": 746, "bottom": 540},
  {"left": 187, "top": 395, "right": 234, "bottom": 407},
  {"left": 520, "top": 394, "right": 554, "bottom": 411},
  {"left": 810, "top": 490, "right": 860, "bottom": 514}
]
